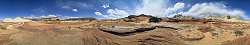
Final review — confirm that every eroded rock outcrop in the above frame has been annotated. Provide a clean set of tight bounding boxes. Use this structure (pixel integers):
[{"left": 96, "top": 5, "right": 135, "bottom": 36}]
[
  {"left": 0, "top": 14, "right": 250, "bottom": 45},
  {"left": 179, "top": 30, "right": 205, "bottom": 41},
  {"left": 122, "top": 14, "right": 161, "bottom": 23}
]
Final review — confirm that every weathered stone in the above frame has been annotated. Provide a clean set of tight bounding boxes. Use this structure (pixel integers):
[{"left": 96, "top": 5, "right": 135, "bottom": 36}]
[
  {"left": 123, "top": 14, "right": 161, "bottom": 23},
  {"left": 179, "top": 30, "right": 205, "bottom": 41},
  {"left": 98, "top": 23, "right": 155, "bottom": 34}
]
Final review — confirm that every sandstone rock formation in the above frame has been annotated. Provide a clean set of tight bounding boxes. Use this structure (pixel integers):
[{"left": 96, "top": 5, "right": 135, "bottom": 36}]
[
  {"left": 179, "top": 30, "right": 205, "bottom": 41},
  {"left": 0, "top": 15, "right": 250, "bottom": 45},
  {"left": 122, "top": 14, "right": 161, "bottom": 23}
]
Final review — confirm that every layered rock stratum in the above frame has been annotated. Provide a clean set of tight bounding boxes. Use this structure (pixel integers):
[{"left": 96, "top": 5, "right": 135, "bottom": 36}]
[{"left": 0, "top": 14, "right": 250, "bottom": 45}]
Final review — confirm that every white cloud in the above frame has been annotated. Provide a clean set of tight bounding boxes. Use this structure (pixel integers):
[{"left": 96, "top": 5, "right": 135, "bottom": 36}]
[
  {"left": 39, "top": 15, "right": 58, "bottom": 18},
  {"left": 165, "top": 2, "right": 185, "bottom": 17},
  {"left": 135, "top": 0, "right": 168, "bottom": 17},
  {"left": 174, "top": 3, "right": 185, "bottom": 10},
  {"left": 95, "top": 0, "right": 248, "bottom": 20},
  {"left": 102, "top": 4, "right": 110, "bottom": 8},
  {"left": 95, "top": 12, "right": 103, "bottom": 16},
  {"left": 72, "top": 9, "right": 78, "bottom": 12},
  {"left": 3, "top": 17, "right": 32, "bottom": 22},
  {"left": 47, "top": 15, "right": 58, "bottom": 18},
  {"left": 94, "top": 9, "right": 130, "bottom": 19},
  {"left": 96, "top": 0, "right": 185, "bottom": 18},
  {"left": 63, "top": 16, "right": 81, "bottom": 19},
  {"left": 183, "top": 3, "right": 247, "bottom": 19},
  {"left": 106, "top": 9, "right": 130, "bottom": 19},
  {"left": 61, "top": 6, "right": 71, "bottom": 9}
]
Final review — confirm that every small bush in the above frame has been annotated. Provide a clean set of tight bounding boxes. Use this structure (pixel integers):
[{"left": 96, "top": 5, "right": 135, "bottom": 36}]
[
  {"left": 149, "top": 17, "right": 161, "bottom": 23},
  {"left": 211, "top": 32, "right": 219, "bottom": 37},
  {"left": 234, "top": 30, "right": 244, "bottom": 36},
  {"left": 0, "top": 25, "right": 6, "bottom": 30}
]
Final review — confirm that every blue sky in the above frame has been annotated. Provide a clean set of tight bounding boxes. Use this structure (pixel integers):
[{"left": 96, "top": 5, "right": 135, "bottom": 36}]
[{"left": 0, "top": 0, "right": 249, "bottom": 19}]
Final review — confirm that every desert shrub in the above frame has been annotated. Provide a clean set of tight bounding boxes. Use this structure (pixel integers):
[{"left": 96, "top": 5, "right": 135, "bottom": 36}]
[
  {"left": 173, "top": 14, "right": 182, "bottom": 18},
  {"left": 234, "top": 30, "right": 244, "bottom": 36},
  {"left": 211, "top": 32, "right": 219, "bottom": 37},
  {"left": 149, "top": 17, "right": 161, "bottom": 23},
  {"left": 0, "top": 25, "right": 6, "bottom": 30},
  {"left": 127, "top": 15, "right": 137, "bottom": 19}
]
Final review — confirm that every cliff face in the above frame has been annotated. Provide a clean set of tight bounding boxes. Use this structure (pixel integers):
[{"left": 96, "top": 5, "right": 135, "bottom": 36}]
[{"left": 0, "top": 14, "right": 250, "bottom": 45}]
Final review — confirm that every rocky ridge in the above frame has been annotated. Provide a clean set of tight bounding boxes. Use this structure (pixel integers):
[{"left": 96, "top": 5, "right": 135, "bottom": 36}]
[{"left": 0, "top": 14, "right": 249, "bottom": 45}]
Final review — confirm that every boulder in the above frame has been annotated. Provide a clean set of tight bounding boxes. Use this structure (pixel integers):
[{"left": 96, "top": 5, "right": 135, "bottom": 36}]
[{"left": 123, "top": 14, "right": 161, "bottom": 23}]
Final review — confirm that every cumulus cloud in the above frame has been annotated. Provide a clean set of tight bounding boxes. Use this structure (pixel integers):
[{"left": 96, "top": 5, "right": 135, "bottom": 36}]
[
  {"left": 95, "top": 12, "right": 103, "bottom": 16},
  {"left": 95, "top": 0, "right": 248, "bottom": 20},
  {"left": 96, "top": 0, "right": 186, "bottom": 19},
  {"left": 105, "top": 9, "right": 130, "bottom": 19},
  {"left": 94, "top": 8, "right": 130, "bottom": 19},
  {"left": 40, "top": 15, "right": 58, "bottom": 18},
  {"left": 174, "top": 3, "right": 185, "bottom": 9},
  {"left": 23, "top": 14, "right": 85, "bottom": 20},
  {"left": 165, "top": 2, "right": 185, "bottom": 17},
  {"left": 135, "top": 0, "right": 168, "bottom": 17},
  {"left": 3, "top": 17, "right": 32, "bottom": 22},
  {"left": 62, "top": 16, "right": 83, "bottom": 19},
  {"left": 182, "top": 3, "right": 247, "bottom": 19},
  {"left": 23, "top": 14, "right": 59, "bottom": 19},
  {"left": 134, "top": 1, "right": 185, "bottom": 17},
  {"left": 72, "top": 9, "right": 78, "bottom": 12},
  {"left": 102, "top": 4, "right": 110, "bottom": 8}
]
